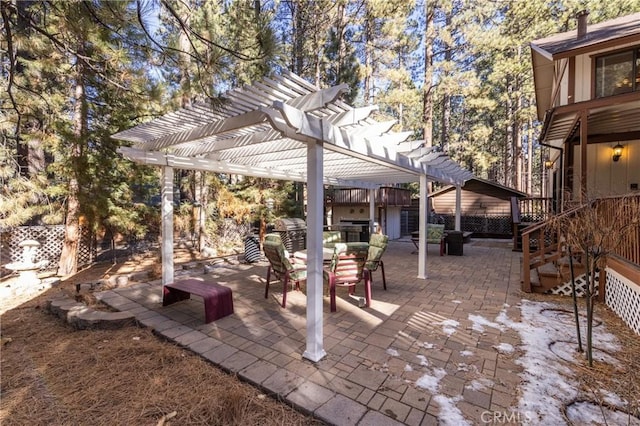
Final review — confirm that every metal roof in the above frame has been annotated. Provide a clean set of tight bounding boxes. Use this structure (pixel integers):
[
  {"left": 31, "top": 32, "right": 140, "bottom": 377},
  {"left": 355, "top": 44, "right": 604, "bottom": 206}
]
[{"left": 113, "top": 72, "right": 472, "bottom": 188}]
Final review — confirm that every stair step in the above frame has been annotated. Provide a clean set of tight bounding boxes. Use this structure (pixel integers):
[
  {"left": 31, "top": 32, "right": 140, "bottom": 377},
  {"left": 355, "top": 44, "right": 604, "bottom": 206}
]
[
  {"left": 537, "top": 262, "right": 560, "bottom": 277},
  {"left": 530, "top": 269, "right": 541, "bottom": 287}
]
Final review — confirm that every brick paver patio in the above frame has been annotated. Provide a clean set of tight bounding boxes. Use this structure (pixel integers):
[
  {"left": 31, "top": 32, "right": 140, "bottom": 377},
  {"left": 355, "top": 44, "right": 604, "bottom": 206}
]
[{"left": 97, "top": 238, "right": 525, "bottom": 425}]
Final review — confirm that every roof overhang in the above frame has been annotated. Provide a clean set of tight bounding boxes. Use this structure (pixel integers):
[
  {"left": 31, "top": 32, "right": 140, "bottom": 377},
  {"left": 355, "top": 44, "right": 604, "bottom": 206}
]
[
  {"left": 540, "top": 91, "right": 640, "bottom": 146},
  {"left": 113, "top": 72, "right": 473, "bottom": 188},
  {"left": 531, "top": 12, "right": 640, "bottom": 122}
]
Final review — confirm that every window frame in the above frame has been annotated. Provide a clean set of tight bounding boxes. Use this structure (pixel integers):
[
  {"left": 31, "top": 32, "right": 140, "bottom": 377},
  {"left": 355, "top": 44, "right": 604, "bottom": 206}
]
[{"left": 592, "top": 47, "right": 640, "bottom": 99}]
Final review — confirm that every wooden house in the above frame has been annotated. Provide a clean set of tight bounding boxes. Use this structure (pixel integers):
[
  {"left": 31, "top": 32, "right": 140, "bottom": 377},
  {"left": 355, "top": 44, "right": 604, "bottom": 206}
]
[
  {"left": 531, "top": 11, "right": 640, "bottom": 205},
  {"left": 526, "top": 11, "right": 640, "bottom": 335},
  {"left": 325, "top": 187, "right": 412, "bottom": 240},
  {"left": 402, "top": 178, "right": 527, "bottom": 238},
  {"left": 430, "top": 178, "right": 526, "bottom": 216}
]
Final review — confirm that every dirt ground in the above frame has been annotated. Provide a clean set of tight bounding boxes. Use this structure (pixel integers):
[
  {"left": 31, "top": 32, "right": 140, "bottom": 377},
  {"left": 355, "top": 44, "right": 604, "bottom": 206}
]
[{"left": 0, "top": 253, "right": 324, "bottom": 426}]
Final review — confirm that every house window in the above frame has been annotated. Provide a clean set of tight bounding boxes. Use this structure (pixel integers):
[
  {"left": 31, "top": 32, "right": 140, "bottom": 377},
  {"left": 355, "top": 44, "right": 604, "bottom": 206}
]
[{"left": 595, "top": 48, "right": 640, "bottom": 98}]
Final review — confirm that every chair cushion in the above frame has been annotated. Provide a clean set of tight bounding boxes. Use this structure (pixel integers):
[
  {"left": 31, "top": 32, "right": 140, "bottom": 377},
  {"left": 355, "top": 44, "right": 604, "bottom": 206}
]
[
  {"left": 426, "top": 224, "right": 445, "bottom": 243},
  {"left": 323, "top": 231, "right": 342, "bottom": 248},
  {"left": 263, "top": 234, "right": 302, "bottom": 279},
  {"left": 329, "top": 242, "right": 369, "bottom": 282},
  {"left": 366, "top": 234, "right": 388, "bottom": 270}
]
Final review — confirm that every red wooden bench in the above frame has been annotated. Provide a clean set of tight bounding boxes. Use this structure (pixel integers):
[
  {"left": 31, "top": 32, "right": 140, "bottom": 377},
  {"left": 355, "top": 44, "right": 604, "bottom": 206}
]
[{"left": 162, "top": 279, "right": 234, "bottom": 323}]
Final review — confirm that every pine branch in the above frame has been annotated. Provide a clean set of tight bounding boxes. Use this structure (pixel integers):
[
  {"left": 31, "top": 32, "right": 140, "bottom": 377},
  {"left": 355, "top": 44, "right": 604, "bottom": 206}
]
[
  {"left": 135, "top": 0, "right": 194, "bottom": 65},
  {"left": 1, "top": 0, "right": 19, "bottom": 117},
  {"left": 160, "top": 0, "right": 268, "bottom": 62}
]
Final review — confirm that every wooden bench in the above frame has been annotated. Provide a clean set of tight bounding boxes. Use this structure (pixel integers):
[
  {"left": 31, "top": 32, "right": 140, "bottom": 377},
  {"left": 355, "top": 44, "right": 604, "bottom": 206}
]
[{"left": 163, "top": 279, "right": 234, "bottom": 323}]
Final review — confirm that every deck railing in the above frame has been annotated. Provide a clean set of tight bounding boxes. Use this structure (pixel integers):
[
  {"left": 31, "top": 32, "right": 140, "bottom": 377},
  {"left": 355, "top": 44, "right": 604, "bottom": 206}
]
[
  {"left": 327, "top": 187, "right": 412, "bottom": 206},
  {"left": 592, "top": 195, "right": 640, "bottom": 265},
  {"left": 511, "top": 197, "right": 553, "bottom": 251},
  {"left": 521, "top": 193, "right": 640, "bottom": 293}
]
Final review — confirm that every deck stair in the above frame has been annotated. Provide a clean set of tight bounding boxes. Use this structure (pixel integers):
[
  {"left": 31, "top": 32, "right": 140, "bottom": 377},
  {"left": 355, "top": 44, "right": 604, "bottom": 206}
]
[{"left": 531, "top": 256, "right": 586, "bottom": 293}]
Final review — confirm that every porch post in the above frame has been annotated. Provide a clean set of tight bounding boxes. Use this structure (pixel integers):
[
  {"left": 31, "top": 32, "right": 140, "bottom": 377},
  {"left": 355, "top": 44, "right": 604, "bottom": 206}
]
[
  {"left": 455, "top": 184, "right": 462, "bottom": 231},
  {"left": 161, "top": 166, "right": 174, "bottom": 288},
  {"left": 369, "top": 189, "right": 376, "bottom": 235},
  {"left": 580, "top": 109, "right": 588, "bottom": 201},
  {"left": 303, "top": 139, "right": 326, "bottom": 362},
  {"left": 418, "top": 174, "right": 429, "bottom": 279}
]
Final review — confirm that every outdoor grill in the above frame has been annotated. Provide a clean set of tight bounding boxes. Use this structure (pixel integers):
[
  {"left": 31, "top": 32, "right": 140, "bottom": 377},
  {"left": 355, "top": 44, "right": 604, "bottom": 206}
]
[{"left": 274, "top": 218, "right": 306, "bottom": 253}]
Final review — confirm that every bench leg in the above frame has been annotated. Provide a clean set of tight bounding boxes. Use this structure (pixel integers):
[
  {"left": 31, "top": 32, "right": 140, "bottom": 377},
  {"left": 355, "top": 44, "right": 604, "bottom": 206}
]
[
  {"left": 163, "top": 286, "right": 190, "bottom": 306},
  {"left": 380, "top": 261, "right": 386, "bottom": 290},
  {"left": 202, "top": 291, "right": 234, "bottom": 323}
]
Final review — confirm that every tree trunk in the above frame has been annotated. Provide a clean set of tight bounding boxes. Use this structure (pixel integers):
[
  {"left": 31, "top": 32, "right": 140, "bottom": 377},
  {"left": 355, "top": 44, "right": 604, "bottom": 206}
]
[
  {"left": 11, "top": 0, "right": 45, "bottom": 178},
  {"left": 363, "top": 5, "right": 372, "bottom": 104},
  {"left": 527, "top": 114, "right": 533, "bottom": 195},
  {"left": 58, "top": 55, "right": 86, "bottom": 276},
  {"left": 440, "top": 13, "right": 452, "bottom": 152},
  {"left": 292, "top": 0, "right": 303, "bottom": 75},
  {"left": 422, "top": 1, "right": 434, "bottom": 149}
]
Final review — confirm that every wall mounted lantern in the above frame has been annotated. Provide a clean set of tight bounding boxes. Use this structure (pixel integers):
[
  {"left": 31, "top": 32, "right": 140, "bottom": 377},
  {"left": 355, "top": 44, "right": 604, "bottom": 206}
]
[
  {"left": 544, "top": 159, "right": 554, "bottom": 169},
  {"left": 612, "top": 144, "right": 623, "bottom": 162}
]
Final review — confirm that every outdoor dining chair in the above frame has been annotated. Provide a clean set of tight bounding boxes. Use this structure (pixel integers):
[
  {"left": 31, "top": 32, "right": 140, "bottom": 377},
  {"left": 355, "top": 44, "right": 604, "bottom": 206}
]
[
  {"left": 324, "top": 242, "right": 372, "bottom": 312},
  {"left": 263, "top": 233, "right": 307, "bottom": 308},
  {"left": 365, "top": 234, "right": 389, "bottom": 290}
]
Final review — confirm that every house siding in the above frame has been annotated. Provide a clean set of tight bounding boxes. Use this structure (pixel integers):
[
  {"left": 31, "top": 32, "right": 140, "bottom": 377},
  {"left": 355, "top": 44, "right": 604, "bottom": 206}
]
[
  {"left": 431, "top": 181, "right": 519, "bottom": 216},
  {"left": 574, "top": 139, "right": 640, "bottom": 196}
]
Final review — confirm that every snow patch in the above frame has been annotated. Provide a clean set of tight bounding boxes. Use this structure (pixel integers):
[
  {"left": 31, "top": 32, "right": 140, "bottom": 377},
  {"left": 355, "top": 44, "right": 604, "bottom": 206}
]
[
  {"left": 469, "top": 313, "right": 506, "bottom": 333},
  {"left": 441, "top": 319, "right": 459, "bottom": 336},
  {"left": 433, "top": 395, "right": 470, "bottom": 426},
  {"left": 386, "top": 348, "right": 399, "bottom": 357},
  {"left": 493, "top": 342, "right": 515, "bottom": 354},
  {"left": 416, "top": 354, "right": 429, "bottom": 367},
  {"left": 415, "top": 367, "right": 446, "bottom": 393}
]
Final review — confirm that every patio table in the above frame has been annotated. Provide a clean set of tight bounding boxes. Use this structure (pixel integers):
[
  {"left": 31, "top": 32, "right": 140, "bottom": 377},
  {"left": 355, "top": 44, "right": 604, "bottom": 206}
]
[{"left": 293, "top": 247, "right": 335, "bottom": 263}]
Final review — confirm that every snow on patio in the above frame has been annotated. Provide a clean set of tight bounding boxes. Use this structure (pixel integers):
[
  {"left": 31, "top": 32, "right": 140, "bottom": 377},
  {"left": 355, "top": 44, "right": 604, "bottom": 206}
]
[{"left": 378, "top": 298, "right": 638, "bottom": 425}]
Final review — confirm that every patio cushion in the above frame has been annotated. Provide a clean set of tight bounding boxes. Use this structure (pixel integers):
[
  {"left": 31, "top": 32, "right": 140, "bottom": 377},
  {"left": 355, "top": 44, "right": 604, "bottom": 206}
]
[
  {"left": 263, "top": 233, "right": 306, "bottom": 308},
  {"left": 365, "top": 234, "right": 388, "bottom": 290},
  {"left": 426, "top": 224, "right": 445, "bottom": 243},
  {"left": 322, "top": 231, "right": 342, "bottom": 248}
]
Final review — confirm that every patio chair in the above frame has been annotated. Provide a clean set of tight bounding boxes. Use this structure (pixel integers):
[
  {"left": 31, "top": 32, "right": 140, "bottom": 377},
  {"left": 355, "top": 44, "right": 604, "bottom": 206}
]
[
  {"left": 365, "top": 234, "right": 389, "bottom": 290},
  {"left": 263, "top": 233, "right": 306, "bottom": 308},
  {"left": 324, "top": 242, "right": 372, "bottom": 312}
]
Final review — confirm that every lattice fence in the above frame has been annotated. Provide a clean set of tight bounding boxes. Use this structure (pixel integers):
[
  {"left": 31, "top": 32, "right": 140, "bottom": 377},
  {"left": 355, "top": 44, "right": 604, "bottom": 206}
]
[
  {"left": 605, "top": 268, "right": 640, "bottom": 335},
  {"left": 547, "top": 272, "right": 600, "bottom": 297},
  {"left": 442, "top": 215, "right": 512, "bottom": 236},
  {"left": 406, "top": 212, "right": 513, "bottom": 237},
  {"left": 1, "top": 225, "right": 96, "bottom": 273}
]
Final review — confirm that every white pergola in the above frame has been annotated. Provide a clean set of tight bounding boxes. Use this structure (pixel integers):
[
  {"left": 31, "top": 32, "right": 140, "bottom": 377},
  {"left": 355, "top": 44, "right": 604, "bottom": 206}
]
[{"left": 113, "top": 71, "right": 472, "bottom": 362}]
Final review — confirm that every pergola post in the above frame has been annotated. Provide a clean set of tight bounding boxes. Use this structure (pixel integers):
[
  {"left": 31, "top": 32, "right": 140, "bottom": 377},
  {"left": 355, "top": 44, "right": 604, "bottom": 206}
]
[
  {"left": 161, "top": 166, "right": 174, "bottom": 287},
  {"left": 418, "top": 174, "right": 429, "bottom": 279},
  {"left": 303, "top": 140, "right": 326, "bottom": 362},
  {"left": 455, "top": 184, "right": 462, "bottom": 231},
  {"left": 369, "top": 188, "right": 376, "bottom": 235}
]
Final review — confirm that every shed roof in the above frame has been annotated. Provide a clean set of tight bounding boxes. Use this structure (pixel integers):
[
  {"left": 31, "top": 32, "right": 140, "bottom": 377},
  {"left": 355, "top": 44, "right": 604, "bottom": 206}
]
[
  {"left": 429, "top": 177, "right": 527, "bottom": 198},
  {"left": 113, "top": 72, "right": 472, "bottom": 188}
]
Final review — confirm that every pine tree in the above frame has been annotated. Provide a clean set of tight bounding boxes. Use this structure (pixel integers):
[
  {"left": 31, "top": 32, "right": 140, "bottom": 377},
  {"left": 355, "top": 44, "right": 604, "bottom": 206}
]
[{"left": 2, "top": 1, "right": 162, "bottom": 274}]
